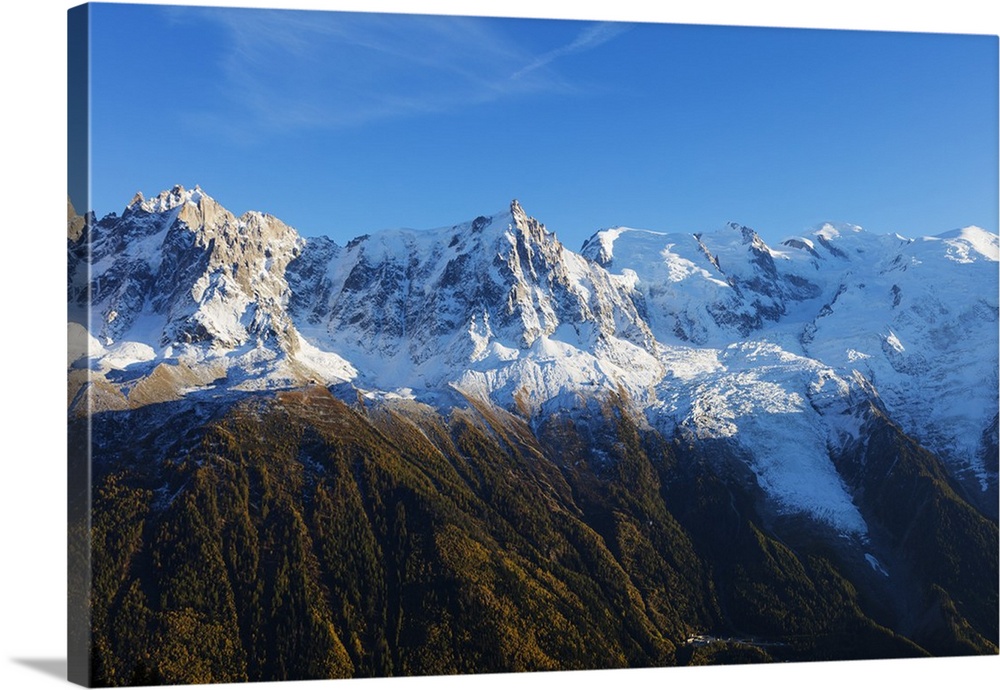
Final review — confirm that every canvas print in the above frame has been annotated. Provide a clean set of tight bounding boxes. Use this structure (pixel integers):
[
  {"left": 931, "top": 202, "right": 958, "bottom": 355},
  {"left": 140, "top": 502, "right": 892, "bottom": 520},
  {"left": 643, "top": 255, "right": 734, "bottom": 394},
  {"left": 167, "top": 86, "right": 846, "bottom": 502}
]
[{"left": 67, "top": 2, "right": 999, "bottom": 686}]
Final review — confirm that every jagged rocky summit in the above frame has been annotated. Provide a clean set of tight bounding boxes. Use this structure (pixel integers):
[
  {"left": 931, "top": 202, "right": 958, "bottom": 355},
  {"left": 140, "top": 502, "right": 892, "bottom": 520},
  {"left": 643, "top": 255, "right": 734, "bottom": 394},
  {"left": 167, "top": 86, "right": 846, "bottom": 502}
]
[{"left": 68, "top": 185, "right": 1000, "bottom": 531}]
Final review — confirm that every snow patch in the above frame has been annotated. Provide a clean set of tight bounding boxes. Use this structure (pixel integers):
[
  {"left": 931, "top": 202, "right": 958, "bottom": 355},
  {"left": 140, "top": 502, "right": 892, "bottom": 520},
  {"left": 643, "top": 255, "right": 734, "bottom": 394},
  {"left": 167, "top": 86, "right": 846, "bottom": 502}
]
[{"left": 864, "top": 553, "right": 889, "bottom": 577}]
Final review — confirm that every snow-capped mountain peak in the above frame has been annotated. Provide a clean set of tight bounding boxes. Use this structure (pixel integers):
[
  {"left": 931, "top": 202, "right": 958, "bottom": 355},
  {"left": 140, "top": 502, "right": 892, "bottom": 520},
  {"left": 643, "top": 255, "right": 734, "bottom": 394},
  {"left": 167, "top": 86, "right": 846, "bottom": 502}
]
[
  {"left": 814, "top": 221, "right": 864, "bottom": 239},
  {"left": 932, "top": 225, "right": 999, "bottom": 262},
  {"left": 68, "top": 188, "right": 999, "bottom": 534},
  {"left": 128, "top": 183, "right": 207, "bottom": 214}
]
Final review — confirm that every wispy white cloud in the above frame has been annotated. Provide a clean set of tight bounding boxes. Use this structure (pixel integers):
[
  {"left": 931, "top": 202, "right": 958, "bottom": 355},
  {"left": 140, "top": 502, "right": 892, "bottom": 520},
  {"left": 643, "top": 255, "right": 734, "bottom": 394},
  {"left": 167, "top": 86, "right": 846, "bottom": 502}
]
[
  {"left": 510, "top": 22, "right": 630, "bottom": 81},
  {"left": 168, "top": 7, "right": 629, "bottom": 139}
]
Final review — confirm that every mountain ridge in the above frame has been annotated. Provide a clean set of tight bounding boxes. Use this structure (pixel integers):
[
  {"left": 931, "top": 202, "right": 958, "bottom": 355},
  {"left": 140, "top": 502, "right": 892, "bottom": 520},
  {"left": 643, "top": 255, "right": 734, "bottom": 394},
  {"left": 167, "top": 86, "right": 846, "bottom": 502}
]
[{"left": 68, "top": 185, "right": 999, "bottom": 531}]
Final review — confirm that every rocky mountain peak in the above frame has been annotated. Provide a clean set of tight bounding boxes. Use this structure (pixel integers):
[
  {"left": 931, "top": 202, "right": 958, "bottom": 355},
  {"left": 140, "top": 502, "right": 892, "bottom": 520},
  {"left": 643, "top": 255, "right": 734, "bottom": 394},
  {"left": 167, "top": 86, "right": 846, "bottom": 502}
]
[
  {"left": 131, "top": 184, "right": 207, "bottom": 214},
  {"left": 69, "top": 189, "right": 998, "bottom": 510},
  {"left": 67, "top": 196, "right": 88, "bottom": 241},
  {"left": 508, "top": 198, "right": 554, "bottom": 248},
  {"left": 715, "top": 221, "right": 770, "bottom": 253}
]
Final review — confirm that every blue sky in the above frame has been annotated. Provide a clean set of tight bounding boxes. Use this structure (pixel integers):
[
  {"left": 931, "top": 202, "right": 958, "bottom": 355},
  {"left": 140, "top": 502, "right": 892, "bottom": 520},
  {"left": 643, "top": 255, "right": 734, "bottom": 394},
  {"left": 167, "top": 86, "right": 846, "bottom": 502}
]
[{"left": 84, "top": 2, "right": 998, "bottom": 249}]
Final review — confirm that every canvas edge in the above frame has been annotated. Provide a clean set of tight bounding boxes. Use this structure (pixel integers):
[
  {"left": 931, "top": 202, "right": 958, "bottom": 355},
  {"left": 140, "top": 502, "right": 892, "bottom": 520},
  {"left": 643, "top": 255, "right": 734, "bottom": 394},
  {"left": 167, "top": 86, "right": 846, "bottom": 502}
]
[{"left": 67, "top": 3, "right": 93, "bottom": 687}]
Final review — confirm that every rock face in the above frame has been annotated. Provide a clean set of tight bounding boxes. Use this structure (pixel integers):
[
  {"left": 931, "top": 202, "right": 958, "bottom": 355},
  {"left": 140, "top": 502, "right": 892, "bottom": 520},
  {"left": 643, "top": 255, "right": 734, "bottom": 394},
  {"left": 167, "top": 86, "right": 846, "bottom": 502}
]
[
  {"left": 68, "top": 186, "right": 356, "bottom": 403},
  {"left": 68, "top": 186, "right": 999, "bottom": 524},
  {"left": 67, "top": 196, "right": 88, "bottom": 241},
  {"left": 285, "top": 199, "right": 660, "bottom": 410},
  {"left": 83, "top": 185, "right": 301, "bottom": 349}
]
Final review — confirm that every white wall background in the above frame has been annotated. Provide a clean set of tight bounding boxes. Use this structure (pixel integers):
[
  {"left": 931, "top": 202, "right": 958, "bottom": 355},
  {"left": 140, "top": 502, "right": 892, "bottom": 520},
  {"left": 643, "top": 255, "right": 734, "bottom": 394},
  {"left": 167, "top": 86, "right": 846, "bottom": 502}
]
[{"left": 2, "top": 2, "right": 997, "bottom": 689}]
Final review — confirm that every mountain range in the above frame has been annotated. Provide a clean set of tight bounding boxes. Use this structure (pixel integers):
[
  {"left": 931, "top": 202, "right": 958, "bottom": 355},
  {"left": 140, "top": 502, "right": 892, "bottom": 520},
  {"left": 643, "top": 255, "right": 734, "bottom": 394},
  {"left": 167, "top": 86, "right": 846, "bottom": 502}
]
[{"left": 67, "top": 186, "right": 999, "bottom": 684}]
